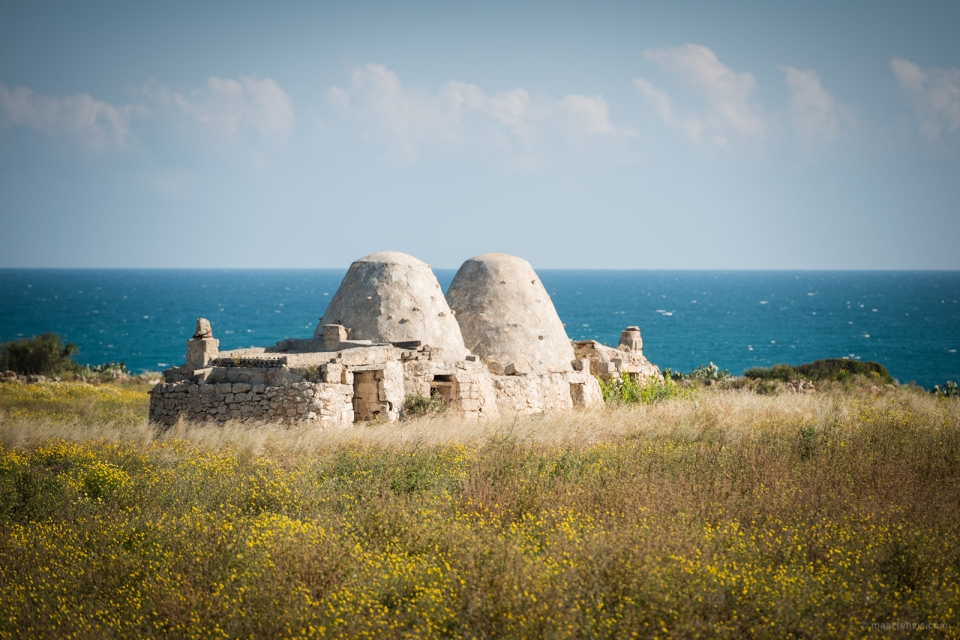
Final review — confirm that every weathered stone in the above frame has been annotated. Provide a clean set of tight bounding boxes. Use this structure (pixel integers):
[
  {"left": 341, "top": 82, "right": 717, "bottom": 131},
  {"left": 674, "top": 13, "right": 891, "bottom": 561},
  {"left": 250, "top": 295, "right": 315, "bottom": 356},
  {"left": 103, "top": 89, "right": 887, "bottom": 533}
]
[
  {"left": 505, "top": 359, "right": 532, "bottom": 376},
  {"left": 186, "top": 337, "right": 219, "bottom": 371},
  {"left": 323, "top": 324, "right": 349, "bottom": 349},
  {"left": 316, "top": 252, "right": 468, "bottom": 361},
  {"left": 618, "top": 326, "right": 643, "bottom": 353},
  {"left": 573, "top": 339, "right": 662, "bottom": 383},
  {"left": 321, "top": 362, "right": 343, "bottom": 383},
  {"left": 447, "top": 254, "right": 575, "bottom": 375},
  {"left": 194, "top": 318, "right": 213, "bottom": 339}
]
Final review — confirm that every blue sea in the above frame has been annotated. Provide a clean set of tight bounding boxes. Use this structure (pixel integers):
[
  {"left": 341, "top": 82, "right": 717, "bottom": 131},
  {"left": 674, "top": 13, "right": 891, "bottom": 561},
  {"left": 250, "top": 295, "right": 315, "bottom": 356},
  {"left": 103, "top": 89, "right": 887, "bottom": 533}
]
[{"left": 1, "top": 269, "right": 958, "bottom": 389}]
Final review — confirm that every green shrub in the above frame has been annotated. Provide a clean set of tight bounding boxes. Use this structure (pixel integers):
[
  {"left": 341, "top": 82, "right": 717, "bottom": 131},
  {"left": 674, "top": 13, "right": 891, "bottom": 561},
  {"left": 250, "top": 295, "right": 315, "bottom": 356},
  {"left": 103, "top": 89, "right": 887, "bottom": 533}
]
[
  {"left": 744, "top": 364, "right": 798, "bottom": 382},
  {"left": 796, "top": 359, "right": 894, "bottom": 383},
  {"left": 402, "top": 394, "right": 447, "bottom": 418},
  {"left": 744, "top": 359, "right": 894, "bottom": 384},
  {"left": 0, "top": 333, "right": 79, "bottom": 377},
  {"left": 689, "top": 362, "right": 730, "bottom": 381},
  {"left": 662, "top": 368, "right": 688, "bottom": 382},
  {"left": 933, "top": 381, "right": 959, "bottom": 398},
  {"left": 597, "top": 373, "right": 694, "bottom": 405}
]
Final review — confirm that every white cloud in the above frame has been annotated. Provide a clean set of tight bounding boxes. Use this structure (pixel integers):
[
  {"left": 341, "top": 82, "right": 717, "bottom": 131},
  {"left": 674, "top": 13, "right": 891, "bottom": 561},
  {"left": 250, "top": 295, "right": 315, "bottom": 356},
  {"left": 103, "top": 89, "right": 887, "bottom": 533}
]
[
  {"left": 553, "top": 94, "right": 620, "bottom": 137},
  {"left": 145, "top": 75, "right": 295, "bottom": 140},
  {"left": 632, "top": 78, "right": 705, "bottom": 141},
  {"left": 635, "top": 44, "right": 766, "bottom": 145},
  {"left": 890, "top": 57, "right": 960, "bottom": 143},
  {"left": 0, "top": 83, "right": 144, "bottom": 149},
  {"left": 780, "top": 66, "right": 840, "bottom": 142},
  {"left": 327, "top": 63, "right": 629, "bottom": 159},
  {"left": 0, "top": 75, "right": 295, "bottom": 154}
]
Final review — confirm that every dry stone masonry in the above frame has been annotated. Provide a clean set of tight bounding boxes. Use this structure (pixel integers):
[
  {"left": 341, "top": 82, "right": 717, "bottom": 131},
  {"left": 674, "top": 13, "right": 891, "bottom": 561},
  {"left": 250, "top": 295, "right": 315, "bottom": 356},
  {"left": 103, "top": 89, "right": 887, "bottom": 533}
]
[{"left": 150, "top": 252, "right": 661, "bottom": 427}]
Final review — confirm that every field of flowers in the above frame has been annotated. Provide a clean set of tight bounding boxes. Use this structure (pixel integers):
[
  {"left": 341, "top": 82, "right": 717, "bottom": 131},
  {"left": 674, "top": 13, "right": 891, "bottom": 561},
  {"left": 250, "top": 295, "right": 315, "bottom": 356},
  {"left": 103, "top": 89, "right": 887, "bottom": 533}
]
[
  {"left": 0, "top": 381, "right": 148, "bottom": 428},
  {"left": 0, "top": 382, "right": 958, "bottom": 638}
]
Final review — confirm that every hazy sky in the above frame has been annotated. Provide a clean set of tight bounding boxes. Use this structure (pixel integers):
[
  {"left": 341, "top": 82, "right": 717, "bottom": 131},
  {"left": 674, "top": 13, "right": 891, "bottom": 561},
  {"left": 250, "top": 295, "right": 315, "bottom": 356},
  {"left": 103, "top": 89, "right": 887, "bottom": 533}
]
[{"left": 1, "top": 0, "right": 958, "bottom": 269}]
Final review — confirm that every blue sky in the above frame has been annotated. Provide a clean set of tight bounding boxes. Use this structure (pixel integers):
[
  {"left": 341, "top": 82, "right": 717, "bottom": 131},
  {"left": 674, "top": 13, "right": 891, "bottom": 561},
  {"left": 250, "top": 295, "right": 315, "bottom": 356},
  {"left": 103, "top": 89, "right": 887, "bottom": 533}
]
[{"left": 1, "top": 0, "right": 958, "bottom": 269}]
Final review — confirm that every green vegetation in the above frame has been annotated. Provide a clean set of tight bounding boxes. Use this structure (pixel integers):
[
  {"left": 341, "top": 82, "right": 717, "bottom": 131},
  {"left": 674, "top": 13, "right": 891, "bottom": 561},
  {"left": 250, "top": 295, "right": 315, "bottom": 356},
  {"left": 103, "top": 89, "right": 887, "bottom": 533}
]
[
  {"left": 689, "top": 361, "right": 730, "bottom": 381},
  {"left": 744, "top": 358, "right": 895, "bottom": 385},
  {"left": 402, "top": 393, "right": 447, "bottom": 418},
  {"left": 0, "top": 380, "right": 150, "bottom": 427},
  {"left": 0, "top": 333, "right": 133, "bottom": 383},
  {"left": 1, "top": 379, "right": 958, "bottom": 637},
  {"left": 666, "top": 362, "right": 731, "bottom": 383},
  {"left": 0, "top": 332, "right": 79, "bottom": 377},
  {"left": 596, "top": 373, "right": 695, "bottom": 404},
  {"left": 933, "top": 380, "right": 959, "bottom": 398}
]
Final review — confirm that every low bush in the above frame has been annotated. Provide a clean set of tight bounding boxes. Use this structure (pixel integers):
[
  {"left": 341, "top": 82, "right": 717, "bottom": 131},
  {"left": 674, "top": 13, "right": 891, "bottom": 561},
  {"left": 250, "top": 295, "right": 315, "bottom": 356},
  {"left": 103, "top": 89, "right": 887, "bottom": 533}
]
[
  {"left": 689, "top": 361, "right": 730, "bottom": 381},
  {"left": 0, "top": 333, "right": 79, "bottom": 377},
  {"left": 933, "top": 380, "right": 959, "bottom": 398},
  {"left": 402, "top": 393, "right": 447, "bottom": 418},
  {"left": 744, "top": 358, "right": 894, "bottom": 384},
  {"left": 597, "top": 373, "right": 695, "bottom": 405}
]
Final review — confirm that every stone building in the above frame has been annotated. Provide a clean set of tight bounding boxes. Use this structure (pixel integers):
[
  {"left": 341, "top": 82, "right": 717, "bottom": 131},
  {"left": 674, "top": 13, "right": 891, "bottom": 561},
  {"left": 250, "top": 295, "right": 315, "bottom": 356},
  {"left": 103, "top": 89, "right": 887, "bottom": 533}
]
[{"left": 149, "top": 252, "right": 661, "bottom": 426}]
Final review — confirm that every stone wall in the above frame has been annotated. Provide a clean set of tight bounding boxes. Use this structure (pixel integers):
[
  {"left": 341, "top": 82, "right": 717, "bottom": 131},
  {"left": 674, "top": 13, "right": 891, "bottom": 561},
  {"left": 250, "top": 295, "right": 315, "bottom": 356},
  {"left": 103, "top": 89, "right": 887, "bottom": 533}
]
[
  {"left": 149, "top": 380, "right": 353, "bottom": 427},
  {"left": 401, "top": 353, "right": 500, "bottom": 420},
  {"left": 491, "top": 372, "right": 602, "bottom": 416}
]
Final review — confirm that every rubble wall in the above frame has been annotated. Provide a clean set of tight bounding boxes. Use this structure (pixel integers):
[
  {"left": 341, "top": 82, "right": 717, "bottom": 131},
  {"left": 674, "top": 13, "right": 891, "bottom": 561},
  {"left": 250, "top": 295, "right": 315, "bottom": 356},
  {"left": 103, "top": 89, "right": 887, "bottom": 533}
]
[
  {"left": 149, "top": 381, "right": 353, "bottom": 427},
  {"left": 401, "top": 356, "right": 500, "bottom": 419}
]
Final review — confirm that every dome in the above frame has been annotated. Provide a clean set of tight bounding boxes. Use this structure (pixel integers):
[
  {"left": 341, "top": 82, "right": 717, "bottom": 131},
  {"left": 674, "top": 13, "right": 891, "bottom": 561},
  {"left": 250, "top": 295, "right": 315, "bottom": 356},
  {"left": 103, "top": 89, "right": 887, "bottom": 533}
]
[
  {"left": 446, "top": 253, "right": 574, "bottom": 374},
  {"left": 317, "top": 252, "right": 468, "bottom": 360}
]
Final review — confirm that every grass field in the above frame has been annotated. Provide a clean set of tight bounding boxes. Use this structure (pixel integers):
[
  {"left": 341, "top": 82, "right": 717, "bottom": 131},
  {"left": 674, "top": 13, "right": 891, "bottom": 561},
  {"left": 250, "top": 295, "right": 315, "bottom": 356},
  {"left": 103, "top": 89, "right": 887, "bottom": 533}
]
[{"left": 1, "top": 381, "right": 958, "bottom": 638}]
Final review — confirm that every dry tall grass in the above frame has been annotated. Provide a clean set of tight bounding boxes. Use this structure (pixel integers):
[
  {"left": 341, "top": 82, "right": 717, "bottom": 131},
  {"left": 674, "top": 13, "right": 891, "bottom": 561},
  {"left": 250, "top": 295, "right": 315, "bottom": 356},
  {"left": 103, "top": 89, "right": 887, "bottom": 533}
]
[{"left": 1, "top": 383, "right": 958, "bottom": 638}]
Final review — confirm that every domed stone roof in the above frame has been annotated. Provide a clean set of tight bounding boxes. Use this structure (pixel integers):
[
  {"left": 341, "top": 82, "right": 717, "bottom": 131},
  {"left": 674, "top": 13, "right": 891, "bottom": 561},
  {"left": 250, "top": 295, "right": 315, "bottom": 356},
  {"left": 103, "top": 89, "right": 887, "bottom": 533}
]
[
  {"left": 317, "top": 252, "right": 468, "bottom": 360},
  {"left": 446, "top": 253, "right": 574, "bottom": 374}
]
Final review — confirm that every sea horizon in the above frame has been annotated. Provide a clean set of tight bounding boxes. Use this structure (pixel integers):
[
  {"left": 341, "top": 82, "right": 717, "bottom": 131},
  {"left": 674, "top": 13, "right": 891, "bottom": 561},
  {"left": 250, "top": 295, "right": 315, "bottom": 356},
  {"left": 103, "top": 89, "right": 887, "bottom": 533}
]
[{"left": 2, "top": 268, "right": 958, "bottom": 389}]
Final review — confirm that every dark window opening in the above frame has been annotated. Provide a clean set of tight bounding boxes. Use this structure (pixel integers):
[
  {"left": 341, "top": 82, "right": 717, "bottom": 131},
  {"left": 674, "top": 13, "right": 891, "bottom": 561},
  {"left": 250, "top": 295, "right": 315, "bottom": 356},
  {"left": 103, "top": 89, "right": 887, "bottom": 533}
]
[{"left": 430, "top": 375, "right": 457, "bottom": 407}]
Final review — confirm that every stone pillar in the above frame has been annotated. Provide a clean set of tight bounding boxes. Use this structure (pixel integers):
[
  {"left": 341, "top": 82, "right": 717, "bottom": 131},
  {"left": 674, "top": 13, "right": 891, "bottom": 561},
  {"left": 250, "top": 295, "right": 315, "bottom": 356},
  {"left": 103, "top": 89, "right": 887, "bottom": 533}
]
[
  {"left": 618, "top": 326, "right": 643, "bottom": 353},
  {"left": 186, "top": 318, "right": 219, "bottom": 371},
  {"left": 324, "top": 324, "right": 349, "bottom": 350}
]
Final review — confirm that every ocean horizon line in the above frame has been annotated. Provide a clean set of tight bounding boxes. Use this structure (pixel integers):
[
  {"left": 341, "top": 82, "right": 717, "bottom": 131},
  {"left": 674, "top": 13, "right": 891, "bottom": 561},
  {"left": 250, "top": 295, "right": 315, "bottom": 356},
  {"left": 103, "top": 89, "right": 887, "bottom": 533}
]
[{"left": 2, "top": 267, "right": 960, "bottom": 273}]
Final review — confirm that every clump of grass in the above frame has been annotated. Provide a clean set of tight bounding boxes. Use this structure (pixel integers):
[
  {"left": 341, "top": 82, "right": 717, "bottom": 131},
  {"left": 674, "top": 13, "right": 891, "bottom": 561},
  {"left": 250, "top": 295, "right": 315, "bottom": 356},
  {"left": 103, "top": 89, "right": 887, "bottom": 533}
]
[{"left": 0, "top": 384, "right": 958, "bottom": 637}]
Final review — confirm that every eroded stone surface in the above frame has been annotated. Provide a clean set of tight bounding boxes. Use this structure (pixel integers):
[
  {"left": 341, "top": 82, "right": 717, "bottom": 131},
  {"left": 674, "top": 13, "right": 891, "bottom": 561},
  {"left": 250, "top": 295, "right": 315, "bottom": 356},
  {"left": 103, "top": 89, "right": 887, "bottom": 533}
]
[
  {"left": 194, "top": 318, "right": 213, "bottom": 339},
  {"left": 574, "top": 338, "right": 662, "bottom": 383},
  {"left": 618, "top": 326, "right": 643, "bottom": 353},
  {"left": 316, "top": 252, "right": 468, "bottom": 361},
  {"left": 185, "top": 338, "right": 218, "bottom": 371},
  {"left": 447, "top": 254, "right": 575, "bottom": 374}
]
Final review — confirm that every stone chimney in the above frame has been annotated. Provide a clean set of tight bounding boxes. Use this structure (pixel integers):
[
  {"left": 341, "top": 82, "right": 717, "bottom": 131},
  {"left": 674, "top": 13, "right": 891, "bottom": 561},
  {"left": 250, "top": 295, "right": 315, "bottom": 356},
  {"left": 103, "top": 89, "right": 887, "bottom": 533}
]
[
  {"left": 186, "top": 318, "right": 219, "bottom": 371},
  {"left": 618, "top": 326, "right": 642, "bottom": 354}
]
